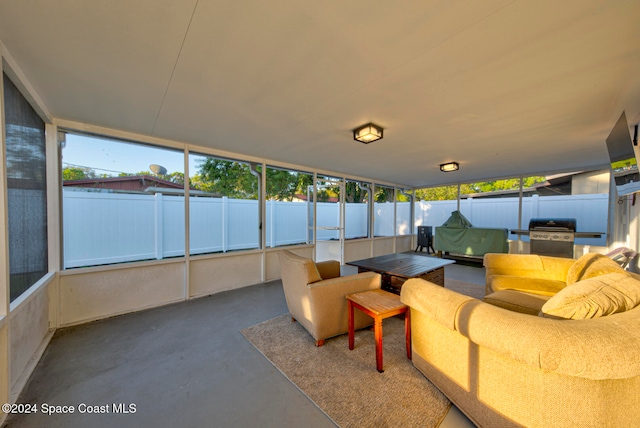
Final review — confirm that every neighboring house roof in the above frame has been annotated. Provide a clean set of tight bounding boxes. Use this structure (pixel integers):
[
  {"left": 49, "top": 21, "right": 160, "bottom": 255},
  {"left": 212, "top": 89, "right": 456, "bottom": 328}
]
[
  {"left": 293, "top": 193, "right": 339, "bottom": 203},
  {"left": 64, "top": 175, "right": 186, "bottom": 193}
]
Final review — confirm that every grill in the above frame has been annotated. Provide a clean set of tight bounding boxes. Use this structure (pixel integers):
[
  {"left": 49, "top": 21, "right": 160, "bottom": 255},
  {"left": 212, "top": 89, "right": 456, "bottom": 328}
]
[
  {"left": 415, "top": 226, "right": 434, "bottom": 253},
  {"left": 529, "top": 218, "right": 576, "bottom": 259}
]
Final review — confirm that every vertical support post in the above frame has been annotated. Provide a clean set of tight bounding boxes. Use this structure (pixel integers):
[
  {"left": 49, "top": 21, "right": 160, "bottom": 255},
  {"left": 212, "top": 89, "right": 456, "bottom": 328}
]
[
  {"left": 154, "top": 193, "right": 163, "bottom": 259},
  {"left": 47, "top": 125, "right": 61, "bottom": 329},
  {"left": 268, "top": 199, "right": 274, "bottom": 248},
  {"left": 339, "top": 179, "right": 345, "bottom": 265},
  {"left": 393, "top": 188, "right": 398, "bottom": 253},
  {"left": 311, "top": 174, "right": 317, "bottom": 260},
  {"left": 0, "top": 50, "right": 11, "bottom": 412},
  {"left": 183, "top": 146, "right": 190, "bottom": 300},
  {"left": 248, "top": 163, "right": 263, "bottom": 250},
  {"left": 518, "top": 176, "right": 524, "bottom": 254},
  {"left": 222, "top": 196, "right": 228, "bottom": 252}
]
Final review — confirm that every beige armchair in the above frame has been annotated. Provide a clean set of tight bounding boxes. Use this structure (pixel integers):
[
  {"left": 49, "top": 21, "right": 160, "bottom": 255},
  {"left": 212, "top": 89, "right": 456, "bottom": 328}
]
[{"left": 278, "top": 250, "right": 381, "bottom": 346}]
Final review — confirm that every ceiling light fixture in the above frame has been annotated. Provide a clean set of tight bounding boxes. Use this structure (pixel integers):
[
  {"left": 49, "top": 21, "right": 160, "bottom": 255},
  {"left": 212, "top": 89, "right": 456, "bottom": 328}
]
[
  {"left": 353, "top": 123, "right": 383, "bottom": 144},
  {"left": 440, "top": 162, "right": 459, "bottom": 172}
]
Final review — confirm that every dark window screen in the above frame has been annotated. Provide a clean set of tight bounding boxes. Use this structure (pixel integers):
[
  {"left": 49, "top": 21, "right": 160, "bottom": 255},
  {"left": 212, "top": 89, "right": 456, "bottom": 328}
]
[{"left": 3, "top": 72, "right": 48, "bottom": 302}]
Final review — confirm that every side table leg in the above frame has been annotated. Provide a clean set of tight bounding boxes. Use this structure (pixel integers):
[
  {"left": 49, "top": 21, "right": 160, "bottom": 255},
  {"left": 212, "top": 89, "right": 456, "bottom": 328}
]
[
  {"left": 374, "top": 316, "right": 383, "bottom": 373},
  {"left": 405, "top": 309, "right": 412, "bottom": 360},
  {"left": 348, "top": 300, "right": 355, "bottom": 350}
]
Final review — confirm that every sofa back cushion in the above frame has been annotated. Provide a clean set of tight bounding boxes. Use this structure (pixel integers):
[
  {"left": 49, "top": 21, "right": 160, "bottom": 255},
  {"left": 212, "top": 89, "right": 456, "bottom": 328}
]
[
  {"left": 566, "top": 253, "right": 627, "bottom": 285},
  {"left": 541, "top": 273, "right": 640, "bottom": 319}
]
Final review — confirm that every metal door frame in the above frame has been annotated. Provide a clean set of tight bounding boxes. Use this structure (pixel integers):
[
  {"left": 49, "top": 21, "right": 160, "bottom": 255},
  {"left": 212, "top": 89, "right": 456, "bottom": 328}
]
[{"left": 310, "top": 177, "right": 345, "bottom": 264}]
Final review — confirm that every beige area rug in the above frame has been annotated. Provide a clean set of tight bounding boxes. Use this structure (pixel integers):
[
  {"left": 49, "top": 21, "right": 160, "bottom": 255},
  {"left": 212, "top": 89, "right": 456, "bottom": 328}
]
[
  {"left": 445, "top": 278, "right": 485, "bottom": 300},
  {"left": 241, "top": 278, "right": 483, "bottom": 427},
  {"left": 242, "top": 314, "right": 450, "bottom": 427}
]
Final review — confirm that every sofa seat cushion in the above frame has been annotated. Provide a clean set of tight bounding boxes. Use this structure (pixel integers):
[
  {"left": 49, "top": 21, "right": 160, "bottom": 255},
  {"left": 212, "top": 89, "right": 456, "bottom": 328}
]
[
  {"left": 566, "top": 253, "right": 628, "bottom": 285},
  {"left": 488, "top": 275, "right": 566, "bottom": 296},
  {"left": 541, "top": 273, "right": 640, "bottom": 319},
  {"left": 483, "top": 290, "right": 551, "bottom": 315}
]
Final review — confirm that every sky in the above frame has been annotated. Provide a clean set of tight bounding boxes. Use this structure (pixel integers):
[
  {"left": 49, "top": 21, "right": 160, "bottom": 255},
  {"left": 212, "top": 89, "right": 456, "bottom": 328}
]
[{"left": 62, "top": 133, "right": 199, "bottom": 177}]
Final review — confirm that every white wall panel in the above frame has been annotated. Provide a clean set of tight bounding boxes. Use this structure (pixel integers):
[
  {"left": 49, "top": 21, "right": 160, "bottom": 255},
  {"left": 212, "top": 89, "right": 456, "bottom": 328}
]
[
  {"left": 344, "top": 240, "right": 372, "bottom": 263},
  {"left": 10, "top": 285, "right": 49, "bottom": 393},
  {"left": 58, "top": 262, "right": 185, "bottom": 326},
  {"left": 373, "top": 238, "right": 395, "bottom": 257},
  {"left": 189, "top": 253, "right": 262, "bottom": 298},
  {"left": 395, "top": 235, "right": 413, "bottom": 253},
  {"left": 0, "top": 324, "right": 7, "bottom": 410}
]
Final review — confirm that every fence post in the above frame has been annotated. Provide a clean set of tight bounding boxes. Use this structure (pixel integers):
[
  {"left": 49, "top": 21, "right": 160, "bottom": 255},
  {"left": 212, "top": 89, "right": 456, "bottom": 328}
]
[
  {"left": 532, "top": 194, "right": 540, "bottom": 218},
  {"left": 222, "top": 196, "right": 228, "bottom": 252},
  {"left": 155, "top": 193, "right": 164, "bottom": 259},
  {"left": 268, "top": 200, "right": 275, "bottom": 248}
]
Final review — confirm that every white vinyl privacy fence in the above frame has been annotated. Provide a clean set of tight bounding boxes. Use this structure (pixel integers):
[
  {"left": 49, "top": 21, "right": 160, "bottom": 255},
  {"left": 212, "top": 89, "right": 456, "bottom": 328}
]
[{"left": 63, "top": 189, "right": 609, "bottom": 268}]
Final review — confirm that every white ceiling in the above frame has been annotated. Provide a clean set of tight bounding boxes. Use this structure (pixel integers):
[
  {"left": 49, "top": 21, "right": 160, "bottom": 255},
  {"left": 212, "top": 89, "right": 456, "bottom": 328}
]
[{"left": 1, "top": 0, "right": 639, "bottom": 188}]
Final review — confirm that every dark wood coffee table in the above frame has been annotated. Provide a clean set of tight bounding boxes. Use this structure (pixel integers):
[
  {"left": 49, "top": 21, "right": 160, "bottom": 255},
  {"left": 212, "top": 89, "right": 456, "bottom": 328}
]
[{"left": 346, "top": 253, "right": 455, "bottom": 294}]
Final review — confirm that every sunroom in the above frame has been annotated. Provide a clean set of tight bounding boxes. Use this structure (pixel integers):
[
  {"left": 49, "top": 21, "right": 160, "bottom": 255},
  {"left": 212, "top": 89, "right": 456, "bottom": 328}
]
[{"left": 0, "top": 1, "right": 639, "bottom": 427}]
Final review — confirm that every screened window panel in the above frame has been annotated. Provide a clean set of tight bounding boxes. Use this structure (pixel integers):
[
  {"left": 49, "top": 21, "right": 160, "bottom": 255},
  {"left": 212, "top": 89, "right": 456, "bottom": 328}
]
[
  {"left": 3, "top": 72, "right": 48, "bottom": 302},
  {"left": 62, "top": 132, "right": 185, "bottom": 268}
]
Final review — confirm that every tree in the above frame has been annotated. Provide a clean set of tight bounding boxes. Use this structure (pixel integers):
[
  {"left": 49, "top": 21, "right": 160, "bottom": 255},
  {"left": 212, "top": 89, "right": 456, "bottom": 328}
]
[
  {"left": 62, "top": 166, "right": 101, "bottom": 181},
  {"left": 196, "top": 158, "right": 258, "bottom": 199},
  {"left": 195, "top": 159, "right": 318, "bottom": 201},
  {"left": 193, "top": 158, "right": 547, "bottom": 202},
  {"left": 62, "top": 167, "right": 87, "bottom": 181},
  {"left": 266, "top": 169, "right": 313, "bottom": 201},
  {"left": 415, "top": 185, "right": 459, "bottom": 201},
  {"left": 415, "top": 176, "right": 547, "bottom": 200},
  {"left": 344, "top": 181, "right": 367, "bottom": 203}
]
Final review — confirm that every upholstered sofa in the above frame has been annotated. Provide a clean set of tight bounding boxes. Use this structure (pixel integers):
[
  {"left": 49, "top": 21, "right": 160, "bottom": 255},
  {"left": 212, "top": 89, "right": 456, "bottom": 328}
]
[
  {"left": 434, "top": 211, "right": 508, "bottom": 257},
  {"left": 483, "top": 252, "right": 635, "bottom": 315},
  {"left": 400, "top": 253, "right": 640, "bottom": 427}
]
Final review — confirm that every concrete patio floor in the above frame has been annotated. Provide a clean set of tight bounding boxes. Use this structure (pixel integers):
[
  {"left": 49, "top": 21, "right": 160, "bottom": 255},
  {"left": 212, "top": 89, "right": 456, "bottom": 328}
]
[{"left": 3, "top": 262, "right": 482, "bottom": 427}]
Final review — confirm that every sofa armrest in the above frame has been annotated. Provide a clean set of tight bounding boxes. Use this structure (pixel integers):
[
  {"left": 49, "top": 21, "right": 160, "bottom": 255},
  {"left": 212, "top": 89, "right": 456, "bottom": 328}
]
[
  {"left": 401, "top": 278, "right": 476, "bottom": 330},
  {"left": 315, "top": 260, "right": 341, "bottom": 279}
]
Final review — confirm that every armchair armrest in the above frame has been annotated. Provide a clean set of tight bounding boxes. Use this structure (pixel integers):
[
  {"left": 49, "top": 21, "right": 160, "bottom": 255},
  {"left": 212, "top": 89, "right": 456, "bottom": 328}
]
[
  {"left": 315, "top": 260, "right": 341, "bottom": 279},
  {"left": 308, "top": 271, "right": 380, "bottom": 296},
  {"left": 305, "top": 272, "right": 381, "bottom": 340}
]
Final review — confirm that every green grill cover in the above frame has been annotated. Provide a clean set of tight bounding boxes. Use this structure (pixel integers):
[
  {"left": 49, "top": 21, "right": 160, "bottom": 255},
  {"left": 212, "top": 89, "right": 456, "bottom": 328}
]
[{"left": 435, "top": 211, "right": 508, "bottom": 256}]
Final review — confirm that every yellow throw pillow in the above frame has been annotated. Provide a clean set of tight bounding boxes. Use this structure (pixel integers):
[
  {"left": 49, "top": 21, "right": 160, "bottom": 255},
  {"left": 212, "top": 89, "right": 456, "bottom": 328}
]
[
  {"left": 541, "top": 273, "right": 640, "bottom": 319},
  {"left": 565, "top": 253, "right": 627, "bottom": 285}
]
